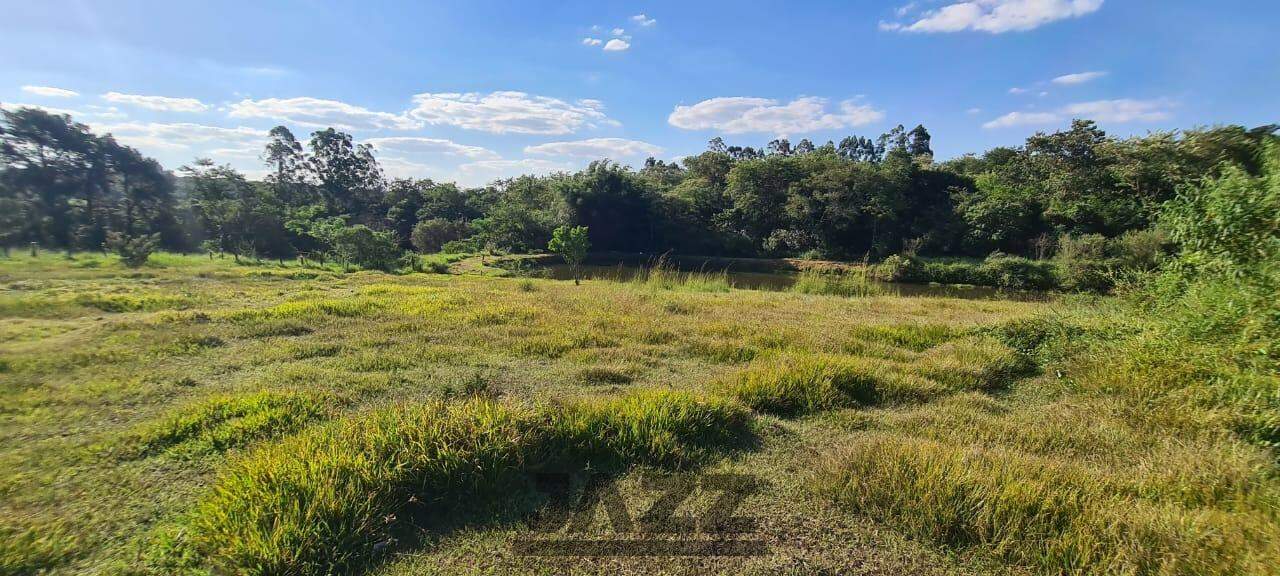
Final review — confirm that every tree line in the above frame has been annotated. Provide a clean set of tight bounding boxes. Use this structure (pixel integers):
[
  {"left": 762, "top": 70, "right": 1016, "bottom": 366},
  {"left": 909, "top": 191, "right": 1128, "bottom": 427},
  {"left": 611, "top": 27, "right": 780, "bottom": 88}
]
[{"left": 1, "top": 105, "right": 1275, "bottom": 273}]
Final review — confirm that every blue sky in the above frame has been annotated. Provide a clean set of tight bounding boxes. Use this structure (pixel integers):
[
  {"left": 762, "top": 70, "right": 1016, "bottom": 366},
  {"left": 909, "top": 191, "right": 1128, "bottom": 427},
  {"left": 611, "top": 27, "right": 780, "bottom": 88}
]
[{"left": 2, "top": 0, "right": 1276, "bottom": 186}]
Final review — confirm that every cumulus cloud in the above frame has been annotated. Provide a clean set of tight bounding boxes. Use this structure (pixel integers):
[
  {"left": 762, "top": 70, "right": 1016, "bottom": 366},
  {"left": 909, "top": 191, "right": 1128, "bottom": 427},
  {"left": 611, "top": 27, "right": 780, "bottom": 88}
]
[
  {"left": 525, "top": 138, "right": 663, "bottom": 159},
  {"left": 1008, "top": 87, "right": 1029, "bottom": 95},
  {"left": 668, "top": 96, "right": 884, "bottom": 135},
  {"left": 406, "top": 91, "right": 615, "bottom": 135},
  {"left": 604, "top": 39, "right": 631, "bottom": 52},
  {"left": 884, "top": 0, "right": 1103, "bottom": 34},
  {"left": 92, "top": 121, "right": 264, "bottom": 151},
  {"left": 21, "top": 85, "right": 79, "bottom": 98},
  {"left": 227, "top": 96, "right": 419, "bottom": 130},
  {"left": 631, "top": 14, "right": 657, "bottom": 27},
  {"left": 582, "top": 37, "right": 603, "bottom": 46},
  {"left": 102, "top": 92, "right": 210, "bottom": 113},
  {"left": 983, "top": 98, "right": 1172, "bottom": 129},
  {"left": 1052, "top": 70, "right": 1108, "bottom": 85},
  {"left": 611, "top": 27, "right": 626, "bottom": 36},
  {"left": 364, "top": 136, "right": 500, "bottom": 160}
]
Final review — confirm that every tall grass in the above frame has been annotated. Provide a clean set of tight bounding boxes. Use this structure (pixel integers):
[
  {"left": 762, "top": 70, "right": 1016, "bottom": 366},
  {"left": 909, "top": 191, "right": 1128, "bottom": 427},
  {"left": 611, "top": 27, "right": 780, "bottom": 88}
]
[
  {"left": 790, "top": 269, "right": 883, "bottom": 297},
  {"left": 185, "top": 389, "right": 754, "bottom": 574},
  {"left": 629, "top": 257, "right": 732, "bottom": 292},
  {"left": 128, "top": 391, "right": 337, "bottom": 458},
  {"left": 811, "top": 434, "right": 1278, "bottom": 575}
]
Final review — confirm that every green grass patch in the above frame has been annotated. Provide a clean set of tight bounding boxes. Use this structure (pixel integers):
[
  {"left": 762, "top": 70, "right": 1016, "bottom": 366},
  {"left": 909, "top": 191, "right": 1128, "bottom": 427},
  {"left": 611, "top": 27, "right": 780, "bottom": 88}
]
[
  {"left": 717, "top": 352, "right": 943, "bottom": 416},
  {"left": 811, "top": 434, "right": 1278, "bottom": 575},
  {"left": 181, "top": 389, "right": 754, "bottom": 574},
  {"left": 128, "top": 390, "right": 338, "bottom": 458}
]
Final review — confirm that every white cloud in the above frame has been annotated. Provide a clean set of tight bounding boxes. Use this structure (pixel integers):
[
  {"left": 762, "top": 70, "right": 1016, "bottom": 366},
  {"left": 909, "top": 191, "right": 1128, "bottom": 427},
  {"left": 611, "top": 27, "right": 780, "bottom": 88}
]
[
  {"left": 453, "top": 158, "right": 573, "bottom": 186},
  {"left": 92, "top": 122, "right": 264, "bottom": 152},
  {"left": 1051, "top": 70, "right": 1107, "bottom": 85},
  {"left": 378, "top": 156, "right": 441, "bottom": 179},
  {"left": 1008, "top": 87, "right": 1028, "bottom": 94},
  {"left": 966, "top": 107, "right": 983, "bottom": 114},
  {"left": 983, "top": 98, "right": 1173, "bottom": 129},
  {"left": 227, "top": 97, "right": 419, "bottom": 131},
  {"left": 668, "top": 96, "right": 885, "bottom": 135},
  {"left": 406, "top": 91, "right": 615, "bottom": 135},
  {"left": 603, "top": 39, "right": 631, "bottom": 52},
  {"left": 982, "top": 111, "right": 1059, "bottom": 129},
  {"left": 525, "top": 138, "right": 663, "bottom": 159},
  {"left": 0, "top": 102, "right": 80, "bottom": 116},
  {"left": 631, "top": 14, "right": 657, "bottom": 27},
  {"left": 364, "top": 136, "right": 500, "bottom": 160},
  {"left": 1061, "top": 98, "right": 1173, "bottom": 123},
  {"left": 102, "top": 92, "right": 210, "bottom": 113},
  {"left": 582, "top": 37, "right": 603, "bottom": 46},
  {"left": 885, "top": 0, "right": 1103, "bottom": 34},
  {"left": 611, "top": 27, "right": 626, "bottom": 36},
  {"left": 21, "top": 85, "right": 79, "bottom": 98}
]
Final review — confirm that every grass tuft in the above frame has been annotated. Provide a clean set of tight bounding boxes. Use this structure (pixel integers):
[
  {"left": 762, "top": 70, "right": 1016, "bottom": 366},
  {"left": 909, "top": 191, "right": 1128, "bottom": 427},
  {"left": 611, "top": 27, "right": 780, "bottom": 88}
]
[
  {"left": 790, "top": 270, "right": 883, "bottom": 298},
  {"left": 811, "top": 434, "right": 1279, "bottom": 575},
  {"left": 128, "top": 390, "right": 337, "bottom": 458}
]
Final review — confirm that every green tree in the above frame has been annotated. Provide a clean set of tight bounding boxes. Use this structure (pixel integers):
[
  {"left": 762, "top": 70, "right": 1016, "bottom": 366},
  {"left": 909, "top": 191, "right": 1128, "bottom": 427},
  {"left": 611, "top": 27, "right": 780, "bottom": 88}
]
[{"left": 548, "top": 225, "right": 590, "bottom": 285}]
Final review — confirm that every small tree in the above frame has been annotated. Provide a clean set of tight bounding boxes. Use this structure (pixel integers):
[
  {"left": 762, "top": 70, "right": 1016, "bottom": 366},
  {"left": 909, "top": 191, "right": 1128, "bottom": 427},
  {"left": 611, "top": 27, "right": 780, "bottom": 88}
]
[
  {"left": 411, "top": 218, "right": 469, "bottom": 253},
  {"left": 332, "top": 225, "right": 402, "bottom": 272},
  {"left": 105, "top": 231, "right": 159, "bottom": 268},
  {"left": 548, "top": 225, "right": 590, "bottom": 285}
]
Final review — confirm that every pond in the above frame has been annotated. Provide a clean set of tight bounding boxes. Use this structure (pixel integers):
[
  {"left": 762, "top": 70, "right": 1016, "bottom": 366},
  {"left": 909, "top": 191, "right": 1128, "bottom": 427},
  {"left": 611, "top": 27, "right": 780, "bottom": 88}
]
[{"left": 539, "top": 263, "right": 1049, "bottom": 301}]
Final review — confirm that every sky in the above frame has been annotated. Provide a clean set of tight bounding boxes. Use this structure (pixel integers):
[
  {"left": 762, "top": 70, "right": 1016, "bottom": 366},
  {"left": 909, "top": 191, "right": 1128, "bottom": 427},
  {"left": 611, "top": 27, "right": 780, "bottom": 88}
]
[{"left": 1, "top": 0, "right": 1277, "bottom": 186}]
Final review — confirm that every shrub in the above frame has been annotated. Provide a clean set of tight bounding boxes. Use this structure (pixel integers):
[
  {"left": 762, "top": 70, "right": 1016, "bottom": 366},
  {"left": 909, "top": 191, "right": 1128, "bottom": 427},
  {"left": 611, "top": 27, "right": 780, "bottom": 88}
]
[
  {"left": 1111, "top": 228, "right": 1169, "bottom": 271},
  {"left": 1056, "top": 258, "right": 1114, "bottom": 292},
  {"left": 1055, "top": 233, "right": 1108, "bottom": 262},
  {"left": 976, "top": 254, "right": 1058, "bottom": 290},
  {"left": 410, "top": 218, "right": 469, "bottom": 254},
  {"left": 105, "top": 231, "right": 160, "bottom": 267},
  {"left": 331, "top": 225, "right": 402, "bottom": 271},
  {"left": 872, "top": 254, "right": 925, "bottom": 283},
  {"left": 439, "top": 238, "right": 479, "bottom": 254}
]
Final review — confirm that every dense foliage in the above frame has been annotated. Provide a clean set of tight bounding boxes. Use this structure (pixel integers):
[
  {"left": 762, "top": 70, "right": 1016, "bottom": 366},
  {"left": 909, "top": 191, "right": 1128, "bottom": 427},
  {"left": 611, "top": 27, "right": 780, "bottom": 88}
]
[{"left": 2, "top": 106, "right": 1275, "bottom": 286}]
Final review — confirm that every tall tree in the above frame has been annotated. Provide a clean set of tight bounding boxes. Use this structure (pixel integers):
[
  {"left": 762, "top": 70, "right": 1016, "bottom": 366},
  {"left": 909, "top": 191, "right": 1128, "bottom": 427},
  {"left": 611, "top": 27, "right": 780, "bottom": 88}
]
[{"left": 307, "top": 128, "right": 385, "bottom": 223}]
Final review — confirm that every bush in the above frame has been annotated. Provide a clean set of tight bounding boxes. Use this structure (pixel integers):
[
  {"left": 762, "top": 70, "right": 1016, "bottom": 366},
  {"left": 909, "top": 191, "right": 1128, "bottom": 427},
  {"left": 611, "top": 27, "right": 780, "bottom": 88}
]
[
  {"left": 1056, "top": 258, "right": 1114, "bottom": 292},
  {"left": 410, "top": 218, "right": 469, "bottom": 254},
  {"left": 105, "top": 231, "right": 159, "bottom": 267},
  {"left": 439, "top": 238, "right": 479, "bottom": 254},
  {"left": 331, "top": 225, "right": 402, "bottom": 271},
  {"left": 976, "top": 254, "right": 1058, "bottom": 290},
  {"left": 1055, "top": 233, "right": 1108, "bottom": 262},
  {"left": 1110, "top": 228, "right": 1169, "bottom": 271},
  {"left": 872, "top": 254, "right": 925, "bottom": 283}
]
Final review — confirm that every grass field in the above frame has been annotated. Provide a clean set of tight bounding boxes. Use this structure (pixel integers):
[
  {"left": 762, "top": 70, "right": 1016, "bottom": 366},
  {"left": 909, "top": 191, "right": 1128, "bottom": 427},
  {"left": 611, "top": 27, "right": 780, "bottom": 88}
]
[{"left": 1, "top": 252, "right": 1276, "bottom": 575}]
